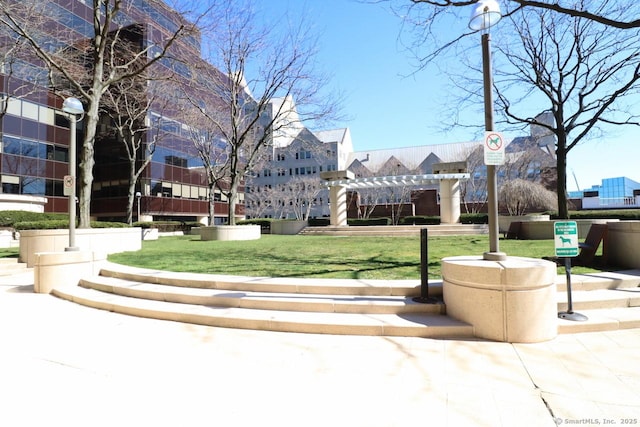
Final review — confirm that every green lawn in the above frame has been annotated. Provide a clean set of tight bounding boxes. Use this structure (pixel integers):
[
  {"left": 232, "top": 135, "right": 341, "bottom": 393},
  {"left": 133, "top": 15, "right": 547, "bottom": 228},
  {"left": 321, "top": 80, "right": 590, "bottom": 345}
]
[{"left": 108, "top": 234, "right": 604, "bottom": 280}]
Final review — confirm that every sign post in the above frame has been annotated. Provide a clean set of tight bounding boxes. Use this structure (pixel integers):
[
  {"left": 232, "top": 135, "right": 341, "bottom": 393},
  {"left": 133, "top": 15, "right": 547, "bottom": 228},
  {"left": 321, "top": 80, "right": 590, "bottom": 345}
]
[{"left": 554, "top": 221, "right": 588, "bottom": 321}]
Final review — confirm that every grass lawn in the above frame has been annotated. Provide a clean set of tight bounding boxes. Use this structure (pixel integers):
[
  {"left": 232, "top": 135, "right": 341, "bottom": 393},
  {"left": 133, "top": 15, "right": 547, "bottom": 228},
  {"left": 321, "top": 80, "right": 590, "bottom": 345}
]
[{"left": 108, "top": 234, "right": 605, "bottom": 280}]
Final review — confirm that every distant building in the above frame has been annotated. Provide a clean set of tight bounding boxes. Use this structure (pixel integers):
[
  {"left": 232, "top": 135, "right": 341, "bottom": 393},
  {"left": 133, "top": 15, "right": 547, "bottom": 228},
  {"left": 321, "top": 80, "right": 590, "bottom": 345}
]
[
  {"left": 578, "top": 177, "right": 640, "bottom": 209},
  {"left": 246, "top": 108, "right": 557, "bottom": 219},
  {"left": 245, "top": 107, "right": 353, "bottom": 219}
]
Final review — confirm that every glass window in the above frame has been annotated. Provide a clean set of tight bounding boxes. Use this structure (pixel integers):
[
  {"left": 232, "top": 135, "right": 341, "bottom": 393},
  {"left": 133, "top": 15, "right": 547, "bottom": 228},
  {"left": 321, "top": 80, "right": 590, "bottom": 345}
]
[
  {"left": 2, "top": 136, "right": 21, "bottom": 155},
  {"left": 22, "top": 178, "right": 45, "bottom": 195}
]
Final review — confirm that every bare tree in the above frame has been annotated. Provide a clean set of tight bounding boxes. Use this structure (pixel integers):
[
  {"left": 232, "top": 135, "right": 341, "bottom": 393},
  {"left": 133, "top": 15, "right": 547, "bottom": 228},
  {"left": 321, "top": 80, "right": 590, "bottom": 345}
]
[
  {"left": 287, "top": 176, "right": 323, "bottom": 221},
  {"left": 499, "top": 178, "right": 557, "bottom": 216},
  {"left": 186, "top": 0, "right": 340, "bottom": 225},
  {"left": 378, "top": 160, "right": 413, "bottom": 225},
  {"left": 460, "top": 145, "right": 485, "bottom": 214},
  {"left": 494, "top": 4, "right": 640, "bottom": 218},
  {"left": 102, "top": 76, "right": 174, "bottom": 224},
  {"left": 186, "top": 121, "right": 231, "bottom": 226},
  {"left": 0, "top": 0, "right": 201, "bottom": 227},
  {"left": 391, "top": 0, "right": 640, "bottom": 219},
  {"left": 403, "top": 1, "right": 639, "bottom": 30}
]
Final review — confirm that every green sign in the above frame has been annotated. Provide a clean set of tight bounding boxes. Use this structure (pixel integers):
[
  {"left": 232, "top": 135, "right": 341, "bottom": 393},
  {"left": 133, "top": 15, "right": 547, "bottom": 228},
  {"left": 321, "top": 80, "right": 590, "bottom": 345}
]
[{"left": 554, "top": 221, "right": 579, "bottom": 257}]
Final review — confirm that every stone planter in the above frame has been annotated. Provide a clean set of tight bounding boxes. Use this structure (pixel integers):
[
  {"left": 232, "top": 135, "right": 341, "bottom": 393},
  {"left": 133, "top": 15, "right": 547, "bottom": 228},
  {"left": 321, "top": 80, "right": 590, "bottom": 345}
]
[
  {"left": 200, "top": 225, "right": 261, "bottom": 241},
  {"left": 19, "top": 228, "right": 142, "bottom": 267},
  {"left": 442, "top": 255, "right": 558, "bottom": 343},
  {"left": 271, "top": 220, "right": 307, "bottom": 235},
  {"left": 606, "top": 221, "right": 640, "bottom": 269}
]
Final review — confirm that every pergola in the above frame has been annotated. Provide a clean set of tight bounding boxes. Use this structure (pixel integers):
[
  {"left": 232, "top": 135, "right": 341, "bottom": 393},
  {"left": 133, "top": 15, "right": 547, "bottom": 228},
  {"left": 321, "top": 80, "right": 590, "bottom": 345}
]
[{"left": 321, "top": 169, "right": 470, "bottom": 226}]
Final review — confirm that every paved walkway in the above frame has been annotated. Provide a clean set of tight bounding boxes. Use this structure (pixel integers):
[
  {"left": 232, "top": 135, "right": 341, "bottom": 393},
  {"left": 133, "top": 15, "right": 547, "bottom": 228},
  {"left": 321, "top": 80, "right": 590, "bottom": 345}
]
[{"left": 1, "top": 271, "right": 638, "bottom": 427}]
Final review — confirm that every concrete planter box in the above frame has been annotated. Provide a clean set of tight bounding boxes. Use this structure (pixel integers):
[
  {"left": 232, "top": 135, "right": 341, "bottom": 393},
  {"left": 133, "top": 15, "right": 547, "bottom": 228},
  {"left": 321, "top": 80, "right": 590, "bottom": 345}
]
[
  {"left": 271, "top": 220, "right": 307, "bottom": 235},
  {"left": 19, "top": 228, "right": 142, "bottom": 267},
  {"left": 200, "top": 225, "right": 261, "bottom": 241},
  {"left": 606, "top": 221, "right": 640, "bottom": 269}
]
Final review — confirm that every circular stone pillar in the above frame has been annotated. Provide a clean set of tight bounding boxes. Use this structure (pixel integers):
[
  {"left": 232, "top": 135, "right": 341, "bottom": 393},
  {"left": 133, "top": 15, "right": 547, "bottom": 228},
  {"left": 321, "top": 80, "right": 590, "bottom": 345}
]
[
  {"left": 442, "top": 256, "right": 557, "bottom": 343},
  {"left": 439, "top": 179, "right": 461, "bottom": 224}
]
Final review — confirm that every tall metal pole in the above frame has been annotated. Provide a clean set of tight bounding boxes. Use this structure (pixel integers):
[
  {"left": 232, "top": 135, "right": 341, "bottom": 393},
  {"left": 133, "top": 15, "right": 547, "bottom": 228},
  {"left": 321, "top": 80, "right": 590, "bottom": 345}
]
[
  {"left": 481, "top": 33, "right": 506, "bottom": 261},
  {"left": 66, "top": 114, "right": 78, "bottom": 251}
]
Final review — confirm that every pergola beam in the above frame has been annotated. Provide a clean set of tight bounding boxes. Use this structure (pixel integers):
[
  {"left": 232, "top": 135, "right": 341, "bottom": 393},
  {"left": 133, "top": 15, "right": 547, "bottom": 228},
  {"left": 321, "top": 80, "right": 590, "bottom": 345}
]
[{"left": 325, "top": 173, "right": 470, "bottom": 189}]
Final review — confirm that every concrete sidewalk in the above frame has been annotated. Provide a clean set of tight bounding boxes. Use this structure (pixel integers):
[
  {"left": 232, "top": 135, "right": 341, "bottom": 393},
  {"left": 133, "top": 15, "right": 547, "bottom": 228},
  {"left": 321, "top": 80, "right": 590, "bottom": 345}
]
[{"left": 0, "top": 271, "right": 638, "bottom": 427}]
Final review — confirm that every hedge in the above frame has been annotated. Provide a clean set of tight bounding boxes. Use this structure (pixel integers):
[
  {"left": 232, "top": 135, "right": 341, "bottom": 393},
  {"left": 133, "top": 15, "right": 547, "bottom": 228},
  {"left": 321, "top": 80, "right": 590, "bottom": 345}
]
[
  {"left": 15, "top": 220, "right": 129, "bottom": 230},
  {"left": 400, "top": 216, "right": 440, "bottom": 225}
]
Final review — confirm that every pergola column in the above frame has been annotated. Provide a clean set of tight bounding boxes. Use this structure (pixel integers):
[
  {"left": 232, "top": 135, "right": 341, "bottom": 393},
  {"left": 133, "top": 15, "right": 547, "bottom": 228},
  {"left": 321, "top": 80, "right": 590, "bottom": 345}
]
[
  {"left": 321, "top": 170, "right": 354, "bottom": 226},
  {"left": 439, "top": 179, "right": 461, "bottom": 224},
  {"left": 433, "top": 162, "right": 467, "bottom": 225}
]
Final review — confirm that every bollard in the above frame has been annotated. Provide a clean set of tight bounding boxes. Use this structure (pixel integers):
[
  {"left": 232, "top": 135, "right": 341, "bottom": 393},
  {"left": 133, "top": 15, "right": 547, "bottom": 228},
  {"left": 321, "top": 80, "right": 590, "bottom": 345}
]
[{"left": 413, "top": 228, "right": 438, "bottom": 304}]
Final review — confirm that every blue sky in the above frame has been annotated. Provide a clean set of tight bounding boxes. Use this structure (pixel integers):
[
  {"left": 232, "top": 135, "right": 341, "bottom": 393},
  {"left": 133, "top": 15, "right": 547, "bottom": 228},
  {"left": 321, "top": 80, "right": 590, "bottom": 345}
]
[{"left": 257, "top": 0, "right": 640, "bottom": 192}]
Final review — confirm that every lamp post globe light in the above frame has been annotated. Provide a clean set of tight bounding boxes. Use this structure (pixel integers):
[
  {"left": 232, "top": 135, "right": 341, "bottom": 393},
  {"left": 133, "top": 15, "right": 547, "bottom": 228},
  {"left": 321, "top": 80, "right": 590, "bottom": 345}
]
[
  {"left": 468, "top": 0, "right": 507, "bottom": 261},
  {"left": 62, "top": 97, "right": 84, "bottom": 251}
]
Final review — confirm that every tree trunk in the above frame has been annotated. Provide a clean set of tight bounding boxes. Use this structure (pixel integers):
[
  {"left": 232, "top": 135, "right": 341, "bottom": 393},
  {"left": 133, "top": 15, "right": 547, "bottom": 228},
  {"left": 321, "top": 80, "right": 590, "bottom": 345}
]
[
  {"left": 126, "top": 168, "right": 137, "bottom": 225},
  {"left": 208, "top": 184, "right": 216, "bottom": 226},
  {"left": 78, "top": 100, "right": 99, "bottom": 228},
  {"left": 227, "top": 191, "right": 237, "bottom": 225}
]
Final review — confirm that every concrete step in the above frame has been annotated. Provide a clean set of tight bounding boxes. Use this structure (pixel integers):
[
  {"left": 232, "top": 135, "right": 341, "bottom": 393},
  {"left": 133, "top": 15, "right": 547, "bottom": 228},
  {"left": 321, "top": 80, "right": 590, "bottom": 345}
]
[
  {"left": 98, "top": 262, "right": 429, "bottom": 297},
  {"left": 557, "top": 287, "right": 640, "bottom": 311},
  {"left": 555, "top": 269, "right": 640, "bottom": 291},
  {"left": 79, "top": 275, "right": 446, "bottom": 315},
  {"left": 50, "top": 262, "right": 640, "bottom": 339},
  {"left": 53, "top": 285, "right": 474, "bottom": 338},
  {"left": 557, "top": 307, "right": 640, "bottom": 334}
]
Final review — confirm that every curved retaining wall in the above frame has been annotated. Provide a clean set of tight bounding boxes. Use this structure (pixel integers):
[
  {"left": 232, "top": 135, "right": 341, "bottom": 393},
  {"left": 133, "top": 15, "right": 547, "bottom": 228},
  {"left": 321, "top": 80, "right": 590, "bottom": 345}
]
[
  {"left": 20, "top": 228, "right": 142, "bottom": 267},
  {"left": 519, "top": 219, "right": 616, "bottom": 240}
]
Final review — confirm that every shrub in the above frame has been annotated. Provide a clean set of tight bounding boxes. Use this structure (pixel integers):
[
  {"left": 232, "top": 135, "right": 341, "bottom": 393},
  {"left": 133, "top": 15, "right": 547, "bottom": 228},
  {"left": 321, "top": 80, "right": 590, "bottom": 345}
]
[
  {"left": 499, "top": 179, "right": 557, "bottom": 216},
  {"left": 132, "top": 221, "right": 201, "bottom": 233},
  {"left": 308, "top": 217, "right": 330, "bottom": 226},
  {"left": 400, "top": 216, "right": 440, "bottom": 225},
  {"left": 347, "top": 218, "right": 391, "bottom": 226},
  {"left": 460, "top": 213, "right": 488, "bottom": 224},
  {"left": 237, "top": 218, "right": 273, "bottom": 233},
  {"left": 14, "top": 220, "right": 130, "bottom": 230},
  {"left": 0, "top": 211, "right": 67, "bottom": 227}
]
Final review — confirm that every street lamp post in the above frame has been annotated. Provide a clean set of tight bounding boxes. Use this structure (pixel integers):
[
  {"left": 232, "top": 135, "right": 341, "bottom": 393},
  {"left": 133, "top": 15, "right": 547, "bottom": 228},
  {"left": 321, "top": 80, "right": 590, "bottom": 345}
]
[
  {"left": 62, "top": 97, "right": 84, "bottom": 252},
  {"left": 136, "top": 191, "right": 141, "bottom": 221},
  {"left": 469, "top": 0, "right": 507, "bottom": 261}
]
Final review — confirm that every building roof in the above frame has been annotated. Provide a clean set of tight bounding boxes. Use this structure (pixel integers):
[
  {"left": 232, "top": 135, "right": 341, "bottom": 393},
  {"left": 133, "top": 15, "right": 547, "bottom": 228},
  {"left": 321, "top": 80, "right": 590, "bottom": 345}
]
[
  {"left": 314, "top": 128, "right": 349, "bottom": 144},
  {"left": 347, "top": 140, "right": 503, "bottom": 173}
]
